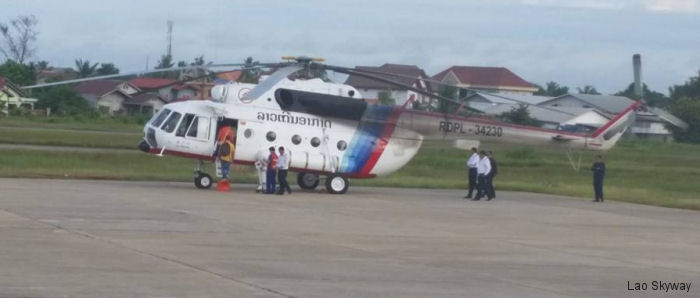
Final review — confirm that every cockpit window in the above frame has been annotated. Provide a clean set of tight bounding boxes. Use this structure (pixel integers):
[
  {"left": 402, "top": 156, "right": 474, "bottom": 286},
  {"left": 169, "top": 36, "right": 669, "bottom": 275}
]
[
  {"left": 151, "top": 109, "right": 171, "bottom": 127},
  {"left": 161, "top": 111, "right": 181, "bottom": 133},
  {"left": 176, "top": 114, "right": 195, "bottom": 137}
]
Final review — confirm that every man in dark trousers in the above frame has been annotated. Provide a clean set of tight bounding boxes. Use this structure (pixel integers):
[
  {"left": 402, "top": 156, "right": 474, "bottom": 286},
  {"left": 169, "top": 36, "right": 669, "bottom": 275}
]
[
  {"left": 591, "top": 155, "right": 606, "bottom": 202},
  {"left": 277, "top": 146, "right": 292, "bottom": 195},
  {"left": 265, "top": 147, "right": 278, "bottom": 194},
  {"left": 486, "top": 151, "right": 497, "bottom": 200},
  {"left": 464, "top": 147, "right": 479, "bottom": 199},
  {"left": 473, "top": 150, "right": 492, "bottom": 201}
]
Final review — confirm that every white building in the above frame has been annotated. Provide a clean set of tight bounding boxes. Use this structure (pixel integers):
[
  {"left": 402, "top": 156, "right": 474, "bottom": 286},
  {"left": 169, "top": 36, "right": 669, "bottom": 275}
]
[
  {"left": 538, "top": 94, "right": 674, "bottom": 140},
  {"left": 466, "top": 92, "right": 610, "bottom": 130}
]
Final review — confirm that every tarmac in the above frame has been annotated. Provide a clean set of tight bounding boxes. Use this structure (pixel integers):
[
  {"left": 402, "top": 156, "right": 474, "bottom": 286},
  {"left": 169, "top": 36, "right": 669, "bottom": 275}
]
[{"left": 0, "top": 178, "right": 698, "bottom": 298}]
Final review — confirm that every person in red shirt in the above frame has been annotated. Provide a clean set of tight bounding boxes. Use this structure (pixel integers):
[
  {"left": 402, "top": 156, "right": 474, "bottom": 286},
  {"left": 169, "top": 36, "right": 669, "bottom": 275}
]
[{"left": 265, "top": 146, "right": 278, "bottom": 194}]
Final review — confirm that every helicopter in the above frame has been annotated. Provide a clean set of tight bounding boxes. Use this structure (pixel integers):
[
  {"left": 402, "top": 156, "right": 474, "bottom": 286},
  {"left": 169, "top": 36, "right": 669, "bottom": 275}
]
[{"left": 24, "top": 56, "right": 644, "bottom": 194}]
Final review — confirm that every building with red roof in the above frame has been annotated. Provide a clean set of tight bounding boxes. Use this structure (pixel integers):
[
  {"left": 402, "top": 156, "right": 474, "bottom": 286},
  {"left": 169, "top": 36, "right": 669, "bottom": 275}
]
[
  {"left": 129, "top": 77, "right": 176, "bottom": 90},
  {"left": 432, "top": 66, "right": 538, "bottom": 96}
]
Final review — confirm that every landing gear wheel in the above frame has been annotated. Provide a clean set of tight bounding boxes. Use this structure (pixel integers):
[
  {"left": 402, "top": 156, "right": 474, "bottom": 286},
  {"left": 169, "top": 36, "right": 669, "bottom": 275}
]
[
  {"left": 194, "top": 172, "right": 213, "bottom": 189},
  {"left": 325, "top": 174, "right": 349, "bottom": 194},
  {"left": 297, "top": 172, "right": 320, "bottom": 190}
]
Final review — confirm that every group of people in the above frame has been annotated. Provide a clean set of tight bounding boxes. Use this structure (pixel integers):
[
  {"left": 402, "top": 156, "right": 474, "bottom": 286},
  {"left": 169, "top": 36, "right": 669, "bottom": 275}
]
[
  {"left": 215, "top": 126, "right": 292, "bottom": 195},
  {"left": 464, "top": 147, "right": 497, "bottom": 201},
  {"left": 463, "top": 146, "right": 607, "bottom": 203},
  {"left": 253, "top": 146, "right": 292, "bottom": 195}
]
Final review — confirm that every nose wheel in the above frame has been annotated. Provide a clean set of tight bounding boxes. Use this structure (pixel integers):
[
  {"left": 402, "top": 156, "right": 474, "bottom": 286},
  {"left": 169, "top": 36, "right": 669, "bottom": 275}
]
[
  {"left": 194, "top": 172, "right": 213, "bottom": 189},
  {"left": 325, "top": 174, "right": 349, "bottom": 194}
]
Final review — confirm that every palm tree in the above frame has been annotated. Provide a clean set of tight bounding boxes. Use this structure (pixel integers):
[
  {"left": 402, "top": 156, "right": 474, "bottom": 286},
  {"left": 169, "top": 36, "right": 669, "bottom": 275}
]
[
  {"left": 577, "top": 85, "right": 600, "bottom": 95},
  {"left": 74, "top": 59, "right": 98, "bottom": 78},
  {"left": 96, "top": 63, "right": 119, "bottom": 75}
]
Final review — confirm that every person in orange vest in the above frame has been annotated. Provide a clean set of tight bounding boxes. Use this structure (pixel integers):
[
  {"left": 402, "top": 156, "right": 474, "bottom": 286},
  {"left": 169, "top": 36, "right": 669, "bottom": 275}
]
[
  {"left": 216, "top": 133, "right": 235, "bottom": 191},
  {"left": 265, "top": 146, "right": 278, "bottom": 194}
]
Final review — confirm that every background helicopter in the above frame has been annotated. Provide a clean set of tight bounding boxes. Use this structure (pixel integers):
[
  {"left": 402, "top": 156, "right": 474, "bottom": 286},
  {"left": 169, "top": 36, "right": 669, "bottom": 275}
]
[{"left": 24, "top": 56, "right": 659, "bottom": 194}]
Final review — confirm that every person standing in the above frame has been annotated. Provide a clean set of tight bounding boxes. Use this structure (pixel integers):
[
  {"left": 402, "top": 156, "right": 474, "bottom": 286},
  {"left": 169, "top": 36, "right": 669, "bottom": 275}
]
[
  {"left": 591, "top": 155, "right": 606, "bottom": 202},
  {"left": 473, "top": 150, "right": 492, "bottom": 201},
  {"left": 277, "top": 147, "right": 292, "bottom": 195},
  {"left": 464, "top": 147, "right": 479, "bottom": 199},
  {"left": 486, "top": 151, "right": 497, "bottom": 200},
  {"left": 216, "top": 133, "right": 235, "bottom": 191},
  {"left": 254, "top": 152, "right": 267, "bottom": 193},
  {"left": 265, "top": 146, "right": 278, "bottom": 194}
]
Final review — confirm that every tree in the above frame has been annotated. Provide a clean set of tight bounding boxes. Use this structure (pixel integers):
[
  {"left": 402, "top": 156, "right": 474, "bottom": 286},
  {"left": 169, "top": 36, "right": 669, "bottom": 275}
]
[
  {"left": 238, "top": 56, "right": 262, "bottom": 84},
  {"left": 191, "top": 55, "right": 206, "bottom": 66},
  {"left": 615, "top": 83, "right": 668, "bottom": 107},
  {"left": 535, "top": 81, "right": 569, "bottom": 97},
  {"left": 74, "top": 59, "right": 98, "bottom": 78},
  {"left": 0, "top": 15, "right": 38, "bottom": 64},
  {"left": 378, "top": 91, "right": 396, "bottom": 105},
  {"left": 436, "top": 84, "right": 458, "bottom": 113},
  {"left": 35, "top": 85, "right": 91, "bottom": 116},
  {"left": 576, "top": 85, "right": 600, "bottom": 95},
  {"left": 667, "top": 69, "right": 700, "bottom": 143},
  {"left": 96, "top": 63, "right": 119, "bottom": 76},
  {"left": 669, "top": 70, "right": 700, "bottom": 100},
  {"left": 155, "top": 54, "right": 174, "bottom": 69},
  {"left": 0, "top": 60, "right": 36, "bottom": 86},
  {"left": 28, "top": 60, "right": 49, "bottom": 71},
  {"left": 499, "top": 104, "right": 541, "bottom": 126},
  {"left": 667, "top": 98, "right": 700, "bottom": 143}
]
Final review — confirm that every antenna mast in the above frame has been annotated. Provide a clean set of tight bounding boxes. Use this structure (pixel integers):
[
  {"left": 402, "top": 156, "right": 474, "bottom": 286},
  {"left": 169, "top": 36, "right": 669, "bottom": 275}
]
[{"left": 166, "top": 20, "right": 173, "bottom": 58}]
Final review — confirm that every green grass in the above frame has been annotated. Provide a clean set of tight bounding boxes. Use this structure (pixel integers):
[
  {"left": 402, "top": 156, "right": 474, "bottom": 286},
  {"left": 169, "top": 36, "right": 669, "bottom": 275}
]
[
  {"left": 0, "top": 116, "right": 699, "bottom": 210},
  {"left": 0, "top": 116, "right": 144, "bottom": 132},
  {"left": 359, "top": 140, "right": 700, "bottom": 210},
  {"left": 0, "top": 149, "right": 258, "bottom": 182},
  {"left": 0, "top": 127, "right": 142, "bottom": 149},
  {"left": 0, "top": 140, "right": 699, "bottom": 210}
]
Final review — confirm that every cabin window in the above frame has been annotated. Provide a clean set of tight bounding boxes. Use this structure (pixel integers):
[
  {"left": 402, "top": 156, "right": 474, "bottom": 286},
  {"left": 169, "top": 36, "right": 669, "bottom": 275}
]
[
  {"left": 266, "top": 131, "right": 276, "bottom": 142},
  {"left": 161, "top": 112, "right": 182, "bottom": 133},
  {"left": 310, "top": 137, "right": 320, "bottom": 147},
  {"left": 292, "top": 134, "right": 301, "bottom": 145},
  {"left": 186, "top": 116, "right": 210, "bottom": 140},
  {"left": 151, "top": 109, "right": 170, "bottom": 127},
  {"left": 176, "top": 113, "right": 195, "bottom": 137},
  {"left": 337, "top": 140, "right": 347, "bottom": 151},
  {"left": 244, "top": 128, "right": 253, "bottom": 139}
]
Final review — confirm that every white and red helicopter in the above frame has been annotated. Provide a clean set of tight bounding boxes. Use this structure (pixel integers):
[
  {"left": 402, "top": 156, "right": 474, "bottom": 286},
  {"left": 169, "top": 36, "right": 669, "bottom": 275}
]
[{"left": 25, "top": 57, "right": 643, "bottom": 194}]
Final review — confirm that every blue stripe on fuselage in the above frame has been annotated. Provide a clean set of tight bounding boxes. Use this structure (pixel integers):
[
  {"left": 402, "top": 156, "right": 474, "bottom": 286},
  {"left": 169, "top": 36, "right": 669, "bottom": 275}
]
[{"left": 340, "top": 105, "right": 394, "bottom": 173}]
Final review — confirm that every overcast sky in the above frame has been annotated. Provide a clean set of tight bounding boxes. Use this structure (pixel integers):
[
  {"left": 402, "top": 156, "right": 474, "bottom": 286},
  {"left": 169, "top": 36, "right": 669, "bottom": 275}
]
[{"left": 2, "top": 0, "right": 699, "bottom": 94}]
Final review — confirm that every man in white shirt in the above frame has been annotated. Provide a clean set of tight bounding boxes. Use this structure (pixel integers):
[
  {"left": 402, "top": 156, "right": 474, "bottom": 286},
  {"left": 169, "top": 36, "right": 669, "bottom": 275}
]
[
  {"left": 277, "top": 147, "right": 292, "bottom": 195},
  {"left": 464, "top": 147, "right": 480, "bottom": 199},
  {"left": 473, "top": 150, "right": 492, "bottom": 201}
]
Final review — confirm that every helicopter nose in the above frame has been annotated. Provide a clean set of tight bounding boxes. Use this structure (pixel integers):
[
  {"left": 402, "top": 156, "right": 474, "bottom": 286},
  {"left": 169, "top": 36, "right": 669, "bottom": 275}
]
[{"left": 138, "top": 139, "right": 150, "bottom": 153}]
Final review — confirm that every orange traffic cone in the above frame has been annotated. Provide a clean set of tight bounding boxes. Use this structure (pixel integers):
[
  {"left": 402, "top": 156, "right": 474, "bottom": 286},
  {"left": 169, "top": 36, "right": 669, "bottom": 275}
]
[{"left": 216, "top": 179, "right": 231, "bottom": 192}]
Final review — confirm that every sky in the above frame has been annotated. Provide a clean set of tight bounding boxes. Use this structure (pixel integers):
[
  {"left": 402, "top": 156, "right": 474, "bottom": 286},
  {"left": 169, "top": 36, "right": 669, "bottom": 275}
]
[{"left": 2, "top": 0, "right": 699, "bottom": 95}]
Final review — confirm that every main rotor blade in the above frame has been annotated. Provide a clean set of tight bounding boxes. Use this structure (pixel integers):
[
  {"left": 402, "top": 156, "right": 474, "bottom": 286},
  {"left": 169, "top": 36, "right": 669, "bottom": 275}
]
[
  {"left": 128, "top": 68, "right": 238, "bottom": 97},
  {"left": 242, "top": 65, "right": 303, "bottom": 101},
  {"left": 320, "top": 63, "right": 477, "bottom": 112},
  {"left": 342, "top": 65, "right": 578, "bottom": 116},
  {"left": 22, "top": 63, "right": 274, "bottom": 89}
]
